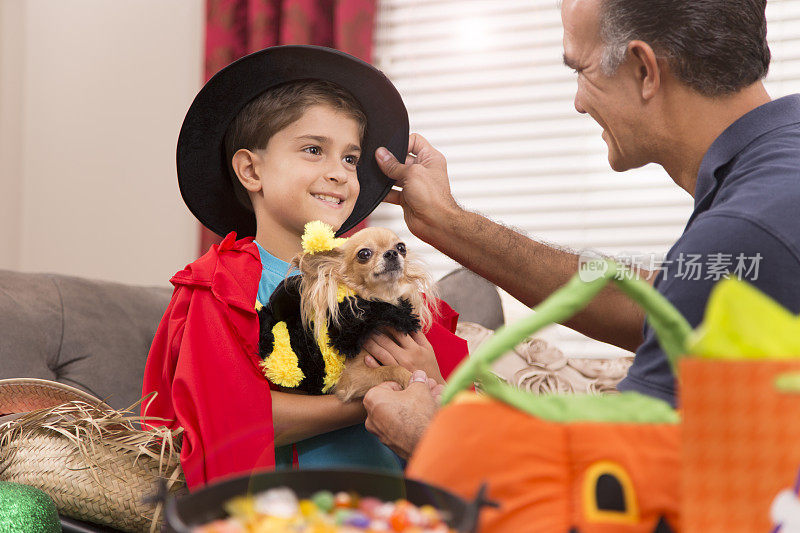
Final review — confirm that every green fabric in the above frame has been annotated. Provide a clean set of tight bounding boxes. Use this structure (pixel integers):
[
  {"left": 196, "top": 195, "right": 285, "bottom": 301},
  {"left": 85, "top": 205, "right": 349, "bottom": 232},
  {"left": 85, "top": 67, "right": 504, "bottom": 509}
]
[
  {"left": 688, "top": 278, "right": 800, "bottom": 359},
  {"left": 478, "top": 380, "right": 680, "bottom": 423},
  {"left": 442, "top": 261, "right": 691, "bottom": 413}
]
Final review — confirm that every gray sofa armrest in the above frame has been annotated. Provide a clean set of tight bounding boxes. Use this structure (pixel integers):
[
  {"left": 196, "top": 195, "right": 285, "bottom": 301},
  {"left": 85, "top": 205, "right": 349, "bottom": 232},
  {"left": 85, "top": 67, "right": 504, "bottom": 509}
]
[{"left": 435, "top": 267, "right": 504, "bottom": 330}]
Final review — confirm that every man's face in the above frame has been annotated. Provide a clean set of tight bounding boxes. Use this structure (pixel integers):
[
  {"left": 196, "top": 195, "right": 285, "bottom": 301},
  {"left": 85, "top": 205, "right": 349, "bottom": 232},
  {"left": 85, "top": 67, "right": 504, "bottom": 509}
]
[
  {"left": 254, "top": 104, "right": 362, "bottom": 238},
  {"left": 561, "top": 0, "right": 651, "bottom": 171}
]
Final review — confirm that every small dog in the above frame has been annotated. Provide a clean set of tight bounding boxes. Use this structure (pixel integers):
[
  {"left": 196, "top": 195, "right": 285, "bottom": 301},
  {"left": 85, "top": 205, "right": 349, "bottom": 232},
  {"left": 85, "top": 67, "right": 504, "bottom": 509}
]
[{"left": 257, "top": 224, "right": 436, "bottom": 401}]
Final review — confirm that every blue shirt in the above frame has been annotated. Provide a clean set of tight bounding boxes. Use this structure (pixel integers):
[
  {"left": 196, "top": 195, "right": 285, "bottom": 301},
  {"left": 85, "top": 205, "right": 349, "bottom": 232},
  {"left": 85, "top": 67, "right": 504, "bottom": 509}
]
[
  {"left": 255, "top": 241, "right": 294, "bottom": 308},
  {"left": 254, "top": 242, "right": 402, "bottom": 472},
  {"left": 617, "top": 94, "right": 800, "bottom": 406}
]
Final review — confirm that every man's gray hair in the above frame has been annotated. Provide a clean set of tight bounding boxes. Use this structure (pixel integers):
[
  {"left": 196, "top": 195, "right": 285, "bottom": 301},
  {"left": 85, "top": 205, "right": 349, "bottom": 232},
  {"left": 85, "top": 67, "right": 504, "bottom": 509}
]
[
  {"left": 598, "top": 13, "right": 630, "bottom": 76},
  {"left": 596, "top": 0, "right": 770, "bottom": 96}
]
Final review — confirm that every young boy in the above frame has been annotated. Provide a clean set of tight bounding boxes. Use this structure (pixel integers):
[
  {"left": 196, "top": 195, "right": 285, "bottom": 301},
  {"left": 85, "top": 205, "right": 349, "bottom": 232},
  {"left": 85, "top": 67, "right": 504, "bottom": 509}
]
[{"left": 142, "top": 46, "right": 468, "bottom": 490}]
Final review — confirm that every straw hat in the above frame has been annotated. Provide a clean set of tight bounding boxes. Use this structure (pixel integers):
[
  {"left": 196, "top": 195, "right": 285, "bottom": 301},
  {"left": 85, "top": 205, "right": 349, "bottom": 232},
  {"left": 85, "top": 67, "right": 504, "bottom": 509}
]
[
  {"left": 0, "top": 378, "right": 108, "bottom": 419},
  {"left": 0, "top": 378, "right": 185, "bottom": 532}
]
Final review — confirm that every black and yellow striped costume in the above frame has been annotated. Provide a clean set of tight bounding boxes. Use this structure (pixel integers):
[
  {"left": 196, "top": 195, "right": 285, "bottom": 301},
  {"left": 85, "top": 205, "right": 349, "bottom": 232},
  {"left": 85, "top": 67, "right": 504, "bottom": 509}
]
[{"left": 257, "top": 276, "right": 421, "bottom": 394}]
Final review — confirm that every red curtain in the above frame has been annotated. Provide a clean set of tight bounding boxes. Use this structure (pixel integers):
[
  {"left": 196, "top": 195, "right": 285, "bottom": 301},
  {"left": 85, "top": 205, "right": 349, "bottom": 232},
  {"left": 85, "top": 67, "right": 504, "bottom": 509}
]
[{"left": 200, "top": 0, "right": 378, "bottom": 254}]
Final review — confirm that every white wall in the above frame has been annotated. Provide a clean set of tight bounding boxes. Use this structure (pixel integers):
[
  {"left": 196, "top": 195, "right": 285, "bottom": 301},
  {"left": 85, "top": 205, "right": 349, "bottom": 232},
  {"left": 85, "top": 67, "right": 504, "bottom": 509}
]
[
  {"left": 0, "top": 0, "right": 24, "bottom": 271},
  {"left": 0, "top": 0, "right": 203, "bottom": 286}
]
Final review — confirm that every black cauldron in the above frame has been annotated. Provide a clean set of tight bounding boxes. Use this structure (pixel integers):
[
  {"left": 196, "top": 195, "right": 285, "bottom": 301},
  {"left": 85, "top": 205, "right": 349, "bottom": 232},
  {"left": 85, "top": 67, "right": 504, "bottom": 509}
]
[{"left": 163, "top": 469, "right": 493, "bottom": 532}]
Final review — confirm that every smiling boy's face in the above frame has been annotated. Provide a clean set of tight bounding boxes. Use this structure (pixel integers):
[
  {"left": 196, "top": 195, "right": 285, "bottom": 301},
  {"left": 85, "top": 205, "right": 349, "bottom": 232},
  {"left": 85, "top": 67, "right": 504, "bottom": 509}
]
[{"left": 249, "top": 104, "right": 362, "bottom": 254}]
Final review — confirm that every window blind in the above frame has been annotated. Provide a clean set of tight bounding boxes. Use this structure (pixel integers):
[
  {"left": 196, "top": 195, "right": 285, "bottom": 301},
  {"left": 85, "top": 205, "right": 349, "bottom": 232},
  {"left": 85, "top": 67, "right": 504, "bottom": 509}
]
[{"left": 371, "top": 0, "right": 800, "bottom": 357}]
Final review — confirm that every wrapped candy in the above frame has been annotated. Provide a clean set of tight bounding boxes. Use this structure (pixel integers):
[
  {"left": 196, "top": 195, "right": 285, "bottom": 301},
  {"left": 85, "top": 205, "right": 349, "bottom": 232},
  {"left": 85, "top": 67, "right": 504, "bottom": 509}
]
[{"left": 193, "top": 487, "right": 455, "bottom": 533}]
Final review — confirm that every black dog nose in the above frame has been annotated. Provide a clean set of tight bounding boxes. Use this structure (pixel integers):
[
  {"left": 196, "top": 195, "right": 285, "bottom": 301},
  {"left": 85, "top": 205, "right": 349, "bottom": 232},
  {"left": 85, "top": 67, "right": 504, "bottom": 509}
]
[{"left": 383, "top": 250, "right": 398, "bottom": 260}]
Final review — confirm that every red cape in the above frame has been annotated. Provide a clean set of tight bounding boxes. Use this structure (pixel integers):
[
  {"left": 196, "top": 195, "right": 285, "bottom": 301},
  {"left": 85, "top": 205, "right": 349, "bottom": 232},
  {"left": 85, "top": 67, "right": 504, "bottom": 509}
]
[{"left": 142, "top": 232, "right": 468, "bottom": 490}]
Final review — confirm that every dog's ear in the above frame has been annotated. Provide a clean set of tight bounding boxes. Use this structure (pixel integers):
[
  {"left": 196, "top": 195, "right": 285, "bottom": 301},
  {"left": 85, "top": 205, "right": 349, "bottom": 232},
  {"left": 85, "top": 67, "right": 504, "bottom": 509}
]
[
  {"left": 404, "top": 254, "right": 438, "bottom": 332},
  {"left": 293, "top": 249, "right": 346, "bottom": 340},
  {"left": 292, "top": 248, "right": 343, "bottom": 281}
]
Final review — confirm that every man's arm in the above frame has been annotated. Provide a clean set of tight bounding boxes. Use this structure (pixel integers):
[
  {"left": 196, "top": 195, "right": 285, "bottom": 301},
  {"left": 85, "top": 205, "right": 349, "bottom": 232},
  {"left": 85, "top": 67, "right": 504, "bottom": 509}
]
[
  {"left": 375, "top": 135, "right": 650, "bottom": 352},
  {"left": 421, "top": 207, "right": 650, "bottom": 351}
]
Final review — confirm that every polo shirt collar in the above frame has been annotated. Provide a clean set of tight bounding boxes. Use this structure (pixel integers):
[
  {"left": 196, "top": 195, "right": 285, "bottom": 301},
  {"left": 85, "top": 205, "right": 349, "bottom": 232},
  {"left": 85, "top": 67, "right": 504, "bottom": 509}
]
[{"left": 693, "top": 94, "right": 800, "bottom": 211}]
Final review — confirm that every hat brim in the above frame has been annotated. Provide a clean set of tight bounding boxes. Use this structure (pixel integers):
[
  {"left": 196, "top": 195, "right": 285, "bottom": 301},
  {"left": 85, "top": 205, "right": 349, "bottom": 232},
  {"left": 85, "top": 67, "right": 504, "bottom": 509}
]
[
  {"left": 177, "top": 45, "right": 409, "bottom": 238},
  {"left": 0, "top": 378, "right": 109, "bottom": 417}
]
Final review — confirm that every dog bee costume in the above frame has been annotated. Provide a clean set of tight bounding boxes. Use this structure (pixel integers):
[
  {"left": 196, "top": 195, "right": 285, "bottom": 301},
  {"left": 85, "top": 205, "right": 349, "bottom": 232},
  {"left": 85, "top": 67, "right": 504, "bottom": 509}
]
[{"left": 257, "top": 221, "right": 421, "bottom": 394}]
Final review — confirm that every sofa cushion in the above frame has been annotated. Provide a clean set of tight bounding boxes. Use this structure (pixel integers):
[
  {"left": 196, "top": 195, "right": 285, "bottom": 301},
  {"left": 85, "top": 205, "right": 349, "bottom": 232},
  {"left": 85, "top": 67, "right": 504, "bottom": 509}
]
[{"left": 0, "top": 270, "right": 171, "bottom": 410}]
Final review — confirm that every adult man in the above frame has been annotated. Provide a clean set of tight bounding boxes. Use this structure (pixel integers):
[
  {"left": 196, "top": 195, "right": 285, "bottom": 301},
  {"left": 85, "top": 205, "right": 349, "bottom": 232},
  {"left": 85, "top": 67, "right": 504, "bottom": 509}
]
[{"left": 363, "top": 0, "right": 800, "bottom": 458}]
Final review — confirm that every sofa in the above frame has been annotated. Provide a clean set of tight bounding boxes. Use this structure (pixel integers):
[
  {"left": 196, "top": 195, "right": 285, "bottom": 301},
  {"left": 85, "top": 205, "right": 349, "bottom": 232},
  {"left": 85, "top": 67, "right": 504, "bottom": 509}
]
[
  {"left": 0, "top": 267, "right": 504, "bottom": 411},
  {"left": 1, "top": 266, "right": 631, "bottom": 532},
  {"left": 0, "top": 266, "right": 505, "bottom": 532}
]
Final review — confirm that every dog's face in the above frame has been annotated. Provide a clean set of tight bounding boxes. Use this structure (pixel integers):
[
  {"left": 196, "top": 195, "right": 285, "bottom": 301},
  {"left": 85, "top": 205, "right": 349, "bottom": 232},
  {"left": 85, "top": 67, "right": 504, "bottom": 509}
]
[
  {"left": 293, "top": 225, "right": 436, "bottom": 337},
  {"left": 338, "top": 227, "right": 409, "bottom": 300}
]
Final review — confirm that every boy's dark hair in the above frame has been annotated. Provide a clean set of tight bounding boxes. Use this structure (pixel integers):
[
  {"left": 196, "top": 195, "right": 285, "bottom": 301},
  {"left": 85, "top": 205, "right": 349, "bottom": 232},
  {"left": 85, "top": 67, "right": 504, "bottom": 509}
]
[
  {"left": 599, "top": 0, "right": 770, "bottom": 96},
  {"left": 224, "top": 80, "right": 367, "bottom": 209}
]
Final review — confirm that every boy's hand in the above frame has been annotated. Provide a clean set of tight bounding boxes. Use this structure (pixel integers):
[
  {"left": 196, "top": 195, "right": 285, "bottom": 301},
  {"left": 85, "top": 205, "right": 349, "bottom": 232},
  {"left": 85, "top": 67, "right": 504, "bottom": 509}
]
[
  {"left": 362, "top": 329, "right": 445, "bottom": 385},
  {"left": 376, "top": 134, "right": 460, "bottom": 241},
  {"left": 271, "top": 390, "right": 366, "bottom": 447}
]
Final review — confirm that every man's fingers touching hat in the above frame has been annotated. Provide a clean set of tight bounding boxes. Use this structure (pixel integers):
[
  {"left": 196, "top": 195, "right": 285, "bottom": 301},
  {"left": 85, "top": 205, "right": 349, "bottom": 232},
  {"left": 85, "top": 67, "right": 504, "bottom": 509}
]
[
  {"left": 375, "top": 147, "right": 405, "bottom": 181},
  {"left": 407, "top": 133, "right": 431, "bottom": 157},
  {"left": 383, "top": 189, "right": 402, "bottom": 206},
  {"left": 408, "top": 133, "right": 445, "bottom": 168}
]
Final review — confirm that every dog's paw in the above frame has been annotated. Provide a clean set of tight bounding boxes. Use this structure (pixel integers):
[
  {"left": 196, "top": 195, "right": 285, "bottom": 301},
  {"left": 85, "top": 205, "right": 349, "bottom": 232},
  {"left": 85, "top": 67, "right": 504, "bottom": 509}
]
[
  {"left": 332, "top": 365, "right": 413, "bottom": 402},
  {"left": 394, "top": 367, "right": 412, "bottom": 388},
  {"left": 332, "top": 371, "right": 360, "bottom": 402},
  {"left": 333, "top": 382, "right": 363, "bottom": 402}
]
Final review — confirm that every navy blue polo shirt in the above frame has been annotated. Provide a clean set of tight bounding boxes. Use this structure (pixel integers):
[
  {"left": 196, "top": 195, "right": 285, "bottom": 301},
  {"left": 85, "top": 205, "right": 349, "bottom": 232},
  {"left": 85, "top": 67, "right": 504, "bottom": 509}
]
[{"left": 617, "top": 94, "right": 800, "bottom": 407}]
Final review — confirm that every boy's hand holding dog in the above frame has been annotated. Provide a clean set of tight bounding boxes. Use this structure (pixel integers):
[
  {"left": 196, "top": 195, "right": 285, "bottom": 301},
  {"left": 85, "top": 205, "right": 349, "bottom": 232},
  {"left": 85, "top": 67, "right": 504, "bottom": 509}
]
[{"left": 363, "top": 329, "right": 445, "bottom": 385}]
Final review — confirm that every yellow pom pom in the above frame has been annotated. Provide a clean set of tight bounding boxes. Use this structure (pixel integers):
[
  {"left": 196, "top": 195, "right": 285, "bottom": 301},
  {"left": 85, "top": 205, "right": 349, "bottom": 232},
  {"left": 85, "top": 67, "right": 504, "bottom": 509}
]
[
  {"left": 317, "top": 328, "right": 346, "bottom": 393},
  {"left": 261, "top": 322, "right": 305, "bottom": 388},
  {"left": 301, "top": 221, "right": 347, "bottom": 254}
]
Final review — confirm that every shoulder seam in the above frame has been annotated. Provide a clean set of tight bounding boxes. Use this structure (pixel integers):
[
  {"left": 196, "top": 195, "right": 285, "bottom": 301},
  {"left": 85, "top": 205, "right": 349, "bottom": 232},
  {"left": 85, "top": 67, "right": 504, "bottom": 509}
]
[{"left": 691, "top": 211, "right": 800, "bottom": 266}]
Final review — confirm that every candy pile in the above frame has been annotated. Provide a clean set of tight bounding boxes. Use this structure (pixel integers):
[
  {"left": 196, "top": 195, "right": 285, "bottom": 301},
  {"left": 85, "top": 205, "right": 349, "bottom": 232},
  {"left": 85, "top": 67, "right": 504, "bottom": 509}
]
[{"left": 193, "top": 487, "right": 457, "bottom": 533}]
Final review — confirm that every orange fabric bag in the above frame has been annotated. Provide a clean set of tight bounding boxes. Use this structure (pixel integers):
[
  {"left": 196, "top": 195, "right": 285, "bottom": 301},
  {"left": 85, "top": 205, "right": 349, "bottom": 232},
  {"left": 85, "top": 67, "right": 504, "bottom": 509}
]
[
  {"left": 680, "top": 359, "right": 800, "bottom": 532},
  {"left": 408, "top": 263, "right": 687, "bottom": 532},
  {"left": 408, "top": 396, "right": 680, "bottom": 532}
]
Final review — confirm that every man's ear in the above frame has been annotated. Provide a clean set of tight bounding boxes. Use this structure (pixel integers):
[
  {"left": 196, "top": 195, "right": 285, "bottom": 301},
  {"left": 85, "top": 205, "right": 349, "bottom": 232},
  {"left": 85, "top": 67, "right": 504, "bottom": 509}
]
[
  {"left": 628, "top": 40, "right": 661, "bottom": 101},
  {"left": 231, "top": 148, "right": 263, "bottom": 193}
]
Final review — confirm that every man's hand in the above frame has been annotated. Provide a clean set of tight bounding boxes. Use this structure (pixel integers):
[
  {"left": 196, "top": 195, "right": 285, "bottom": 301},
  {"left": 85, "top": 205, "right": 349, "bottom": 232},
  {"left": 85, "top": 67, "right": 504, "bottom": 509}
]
[
  {"left": 362, "top": 328, "right": 445, "bottom": 385},
  {"left": 376, "top": 134, "right": 460, "bottom": 240},
  {"left": 363, "top": 370, "right": 444, "bottom": 459}
]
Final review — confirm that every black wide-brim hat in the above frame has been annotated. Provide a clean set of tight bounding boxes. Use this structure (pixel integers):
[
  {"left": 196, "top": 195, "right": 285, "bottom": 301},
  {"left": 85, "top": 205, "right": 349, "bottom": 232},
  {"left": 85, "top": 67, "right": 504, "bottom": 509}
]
[{"left": 177, "top": 45, "right": 409, "bottom": 238}]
